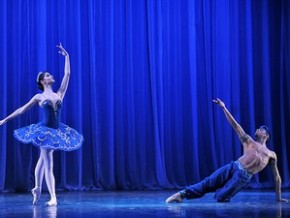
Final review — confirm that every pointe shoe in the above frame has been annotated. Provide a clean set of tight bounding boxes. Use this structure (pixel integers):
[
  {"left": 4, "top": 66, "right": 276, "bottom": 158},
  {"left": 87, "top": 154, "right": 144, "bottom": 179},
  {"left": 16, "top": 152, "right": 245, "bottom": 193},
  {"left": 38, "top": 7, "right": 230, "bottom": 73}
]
[
  {"left": 165, "top": 193, "right": 183, "bottom": 203},
  {"left": 31, "top": 187, "right": 41, "bottom": 205},
  {"left": 45, "top": 199, "right": 57, "bottom": 206}
]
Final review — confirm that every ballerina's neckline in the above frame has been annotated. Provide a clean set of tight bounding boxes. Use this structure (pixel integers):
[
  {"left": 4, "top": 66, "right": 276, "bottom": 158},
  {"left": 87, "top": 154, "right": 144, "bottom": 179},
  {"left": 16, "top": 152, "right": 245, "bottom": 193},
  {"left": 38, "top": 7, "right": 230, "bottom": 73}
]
[{"left": 41, "top": 99, "right": 62, "bottom": 111}]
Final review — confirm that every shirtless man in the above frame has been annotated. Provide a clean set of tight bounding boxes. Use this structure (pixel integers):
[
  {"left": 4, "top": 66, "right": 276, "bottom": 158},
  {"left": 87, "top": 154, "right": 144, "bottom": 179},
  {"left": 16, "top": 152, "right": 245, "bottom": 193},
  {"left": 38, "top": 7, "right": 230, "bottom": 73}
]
[{"left": 166, "top": 98, "right": 289, "bottom": 203}]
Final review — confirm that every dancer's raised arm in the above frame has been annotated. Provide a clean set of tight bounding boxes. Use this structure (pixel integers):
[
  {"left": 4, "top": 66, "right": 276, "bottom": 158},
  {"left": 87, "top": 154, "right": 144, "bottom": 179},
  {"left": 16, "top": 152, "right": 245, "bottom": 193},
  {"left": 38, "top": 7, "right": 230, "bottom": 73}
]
[
  {"left": 213, "top": 98, "right": 251, "bottom": 145},
  {"left": 56, "top": 43, "right": 70, "bottom": 100}
]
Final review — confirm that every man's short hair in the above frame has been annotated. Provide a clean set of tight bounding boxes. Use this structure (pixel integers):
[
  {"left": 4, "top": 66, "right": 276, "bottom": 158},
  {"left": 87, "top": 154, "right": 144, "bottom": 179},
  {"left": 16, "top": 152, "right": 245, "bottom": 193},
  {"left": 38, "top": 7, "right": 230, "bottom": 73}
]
[{"left": 259, "top": 125, "right": 271, "bottom": 143}]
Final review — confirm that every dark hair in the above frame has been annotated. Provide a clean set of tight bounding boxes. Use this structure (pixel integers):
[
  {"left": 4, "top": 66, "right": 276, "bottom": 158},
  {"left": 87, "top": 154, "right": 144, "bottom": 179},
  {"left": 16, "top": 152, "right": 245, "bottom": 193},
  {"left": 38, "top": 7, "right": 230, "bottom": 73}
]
[
  {"left": 36, "top": 71, "right": 47, "bottom": 91},
  {"left": 259, "top": 125, "right": 271, "bottom": 144}
]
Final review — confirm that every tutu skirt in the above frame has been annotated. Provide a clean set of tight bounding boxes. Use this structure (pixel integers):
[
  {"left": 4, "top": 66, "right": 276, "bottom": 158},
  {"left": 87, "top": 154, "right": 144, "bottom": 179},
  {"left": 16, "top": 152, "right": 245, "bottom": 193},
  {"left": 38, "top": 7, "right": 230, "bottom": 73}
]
[{"left": 14, "top": 122, "right": 83, "bottom": 151}]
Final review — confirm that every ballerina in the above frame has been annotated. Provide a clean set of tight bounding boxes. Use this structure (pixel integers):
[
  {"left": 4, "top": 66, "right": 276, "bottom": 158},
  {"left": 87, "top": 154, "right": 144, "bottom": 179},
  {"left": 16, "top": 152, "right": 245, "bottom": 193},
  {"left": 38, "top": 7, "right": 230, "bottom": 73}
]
[{"left": 0, "top": 43, "right": 83, "bottom": 206}]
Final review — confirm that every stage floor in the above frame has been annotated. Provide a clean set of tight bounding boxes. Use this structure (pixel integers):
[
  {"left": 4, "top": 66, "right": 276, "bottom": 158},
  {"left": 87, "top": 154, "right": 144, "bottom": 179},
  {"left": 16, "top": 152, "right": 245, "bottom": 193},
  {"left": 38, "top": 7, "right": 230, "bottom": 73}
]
[{"left": 0, "top": 190, "right": 289, "bottom": 217}]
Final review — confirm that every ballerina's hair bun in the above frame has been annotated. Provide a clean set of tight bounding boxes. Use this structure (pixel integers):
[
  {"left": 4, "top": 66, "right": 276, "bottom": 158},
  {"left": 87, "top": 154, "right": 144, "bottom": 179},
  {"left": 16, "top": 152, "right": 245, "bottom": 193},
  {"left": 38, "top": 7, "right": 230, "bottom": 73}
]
[{"left": 36, "top": 71, "right": 47, "bottom": 91}]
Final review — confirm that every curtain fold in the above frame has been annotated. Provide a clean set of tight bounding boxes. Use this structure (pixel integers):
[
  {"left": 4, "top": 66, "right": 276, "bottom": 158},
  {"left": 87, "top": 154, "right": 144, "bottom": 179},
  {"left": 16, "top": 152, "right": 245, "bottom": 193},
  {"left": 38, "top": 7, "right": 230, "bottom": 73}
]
[{"left": 0, "top": 0, "right": 289, "bottom": 191}]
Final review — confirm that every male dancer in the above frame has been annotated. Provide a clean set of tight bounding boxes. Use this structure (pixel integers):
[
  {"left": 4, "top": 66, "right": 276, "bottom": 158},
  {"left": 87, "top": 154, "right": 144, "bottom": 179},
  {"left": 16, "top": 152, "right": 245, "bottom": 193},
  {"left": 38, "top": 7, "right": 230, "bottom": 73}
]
[{"left": 166, "top": 98, "right": 289, "bottom": 203}]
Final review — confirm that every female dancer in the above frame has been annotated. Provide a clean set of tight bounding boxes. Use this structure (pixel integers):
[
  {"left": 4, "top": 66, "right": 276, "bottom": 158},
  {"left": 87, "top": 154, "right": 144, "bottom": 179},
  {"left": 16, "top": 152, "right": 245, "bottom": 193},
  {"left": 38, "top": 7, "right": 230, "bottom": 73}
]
[{"left": 0, "top": 43, "right": 83, "bottom": 206}]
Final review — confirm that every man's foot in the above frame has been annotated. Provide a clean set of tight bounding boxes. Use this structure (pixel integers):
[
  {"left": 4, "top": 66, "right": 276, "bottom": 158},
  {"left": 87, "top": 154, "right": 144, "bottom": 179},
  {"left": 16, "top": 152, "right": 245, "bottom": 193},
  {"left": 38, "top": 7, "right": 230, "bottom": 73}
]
[
  {"left": 45, "top": 198, "right": 57, "bottom": 206},
  {"left": 165, "top": 192, "right": 183, "bottom": 203},
  {"left": 31, "top": 187, "right": 41, "bottom": 205}
]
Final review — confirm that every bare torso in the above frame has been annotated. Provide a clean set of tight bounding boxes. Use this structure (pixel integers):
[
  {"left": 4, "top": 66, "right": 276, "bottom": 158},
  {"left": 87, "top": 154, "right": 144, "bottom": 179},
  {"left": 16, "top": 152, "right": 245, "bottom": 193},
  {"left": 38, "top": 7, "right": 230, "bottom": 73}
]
[{"left": 238, "top": 136, "right": 276, "bottom": 175}]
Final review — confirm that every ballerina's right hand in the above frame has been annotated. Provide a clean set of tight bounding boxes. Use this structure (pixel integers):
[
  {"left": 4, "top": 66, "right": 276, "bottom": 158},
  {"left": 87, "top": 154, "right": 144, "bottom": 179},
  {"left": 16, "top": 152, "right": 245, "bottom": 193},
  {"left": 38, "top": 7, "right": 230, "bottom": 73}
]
[{"left": 0, "top": 119, "right": 6, "bottom": 126}]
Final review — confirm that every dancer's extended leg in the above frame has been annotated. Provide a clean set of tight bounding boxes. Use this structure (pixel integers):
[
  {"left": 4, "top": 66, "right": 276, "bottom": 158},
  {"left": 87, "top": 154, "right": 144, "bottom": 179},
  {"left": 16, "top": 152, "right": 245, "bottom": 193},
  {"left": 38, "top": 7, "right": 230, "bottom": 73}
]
[{"left": 32, "top": 154, "right": 45, "bottom": 205}]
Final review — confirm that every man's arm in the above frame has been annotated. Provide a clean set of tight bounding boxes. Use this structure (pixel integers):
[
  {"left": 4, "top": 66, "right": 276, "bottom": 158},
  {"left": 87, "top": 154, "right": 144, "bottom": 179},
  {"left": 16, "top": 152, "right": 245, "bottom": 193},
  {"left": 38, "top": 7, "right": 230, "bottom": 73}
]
[
  {"left": 213, "top": 98, "right": 250, "bottom": 144},
  {"left": 269, "top": 157, "right": 290, "bottom": 202}
]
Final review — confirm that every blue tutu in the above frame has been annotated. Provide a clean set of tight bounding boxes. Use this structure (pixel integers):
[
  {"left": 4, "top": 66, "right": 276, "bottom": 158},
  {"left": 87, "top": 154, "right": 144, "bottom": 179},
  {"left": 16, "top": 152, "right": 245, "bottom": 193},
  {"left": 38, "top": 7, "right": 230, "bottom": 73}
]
[
  {"left": 13, "top": 99, "right": 83, "bottom": 151},
  {"left": 14, "top": 122, "right": 83, "bottom": 151}
]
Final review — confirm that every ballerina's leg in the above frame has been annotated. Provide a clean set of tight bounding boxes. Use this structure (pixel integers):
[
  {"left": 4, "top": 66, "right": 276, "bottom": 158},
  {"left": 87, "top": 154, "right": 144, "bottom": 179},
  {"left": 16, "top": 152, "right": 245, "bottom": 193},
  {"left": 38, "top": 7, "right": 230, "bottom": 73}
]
[
  {"left": 32, "top": 153, "right": 45, "bottom": 205},
  {"left": 42, "top": 149, "right": 57, "bottom": 206}
]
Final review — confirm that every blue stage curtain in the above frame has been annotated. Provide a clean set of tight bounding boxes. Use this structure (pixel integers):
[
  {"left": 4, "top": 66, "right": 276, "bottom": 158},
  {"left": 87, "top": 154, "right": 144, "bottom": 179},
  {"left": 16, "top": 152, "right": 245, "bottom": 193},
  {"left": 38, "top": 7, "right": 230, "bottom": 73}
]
[{"left": 0, "top": 0, "right": 289, "bottom": 192}]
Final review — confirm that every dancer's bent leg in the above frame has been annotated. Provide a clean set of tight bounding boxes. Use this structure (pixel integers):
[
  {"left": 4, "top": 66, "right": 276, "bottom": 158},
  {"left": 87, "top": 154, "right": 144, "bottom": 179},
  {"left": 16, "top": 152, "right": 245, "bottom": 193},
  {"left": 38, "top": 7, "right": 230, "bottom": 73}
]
[{"left": 214, "top": 164, "right": 252, "bottom": 202}]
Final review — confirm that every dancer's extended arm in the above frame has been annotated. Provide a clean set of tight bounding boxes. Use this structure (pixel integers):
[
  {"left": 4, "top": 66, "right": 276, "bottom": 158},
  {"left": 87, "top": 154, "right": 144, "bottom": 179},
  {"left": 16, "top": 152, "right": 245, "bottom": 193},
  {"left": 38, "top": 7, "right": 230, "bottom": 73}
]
[{"left": 0, "top": 94, "right": 40, "bottom": 125}]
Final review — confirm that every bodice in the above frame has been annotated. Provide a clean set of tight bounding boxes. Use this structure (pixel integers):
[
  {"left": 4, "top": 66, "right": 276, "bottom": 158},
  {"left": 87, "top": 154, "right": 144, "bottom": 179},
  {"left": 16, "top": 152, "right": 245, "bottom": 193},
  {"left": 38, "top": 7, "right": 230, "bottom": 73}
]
[{"left": 41, "top": 100, "right": 62, "bottom": 128}]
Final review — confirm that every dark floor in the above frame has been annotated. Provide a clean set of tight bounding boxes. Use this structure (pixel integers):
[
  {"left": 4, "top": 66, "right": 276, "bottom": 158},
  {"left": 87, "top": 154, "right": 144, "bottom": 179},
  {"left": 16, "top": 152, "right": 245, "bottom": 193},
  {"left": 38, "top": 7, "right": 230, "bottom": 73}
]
[{"left": 0, "top": 190, "right": 290, "bottom": 217}]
